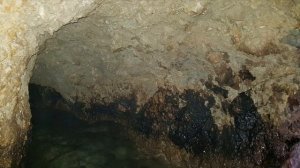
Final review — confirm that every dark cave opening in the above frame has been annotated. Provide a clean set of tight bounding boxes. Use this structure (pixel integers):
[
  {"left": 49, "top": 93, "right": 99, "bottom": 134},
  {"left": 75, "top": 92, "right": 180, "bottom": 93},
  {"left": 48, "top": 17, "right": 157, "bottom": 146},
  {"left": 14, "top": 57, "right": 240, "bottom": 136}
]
[{"left": 21, "top": 84, "right": 171, "bottom": 168}]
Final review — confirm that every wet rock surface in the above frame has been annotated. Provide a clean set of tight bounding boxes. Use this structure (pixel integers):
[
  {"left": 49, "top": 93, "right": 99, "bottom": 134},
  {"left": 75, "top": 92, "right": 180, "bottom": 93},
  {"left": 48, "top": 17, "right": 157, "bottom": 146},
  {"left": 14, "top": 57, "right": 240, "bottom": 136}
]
[{"left": 24, "top": 120, "right": 170, "bottom": 168}]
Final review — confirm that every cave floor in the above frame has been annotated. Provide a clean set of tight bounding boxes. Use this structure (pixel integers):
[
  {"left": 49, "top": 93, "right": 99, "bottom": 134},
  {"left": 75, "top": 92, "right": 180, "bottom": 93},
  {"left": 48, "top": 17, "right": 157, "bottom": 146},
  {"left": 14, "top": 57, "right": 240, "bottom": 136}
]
[{"left": 22, "top": 107, "right": 171, "bottom": 168}]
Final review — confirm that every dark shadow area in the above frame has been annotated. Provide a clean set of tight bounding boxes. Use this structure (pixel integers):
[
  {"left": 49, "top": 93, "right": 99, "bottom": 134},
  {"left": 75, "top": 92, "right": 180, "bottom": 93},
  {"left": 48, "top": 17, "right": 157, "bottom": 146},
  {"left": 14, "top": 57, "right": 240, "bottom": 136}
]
[{"left": 21, "top": 84, "right": 171, "bottom": 168}]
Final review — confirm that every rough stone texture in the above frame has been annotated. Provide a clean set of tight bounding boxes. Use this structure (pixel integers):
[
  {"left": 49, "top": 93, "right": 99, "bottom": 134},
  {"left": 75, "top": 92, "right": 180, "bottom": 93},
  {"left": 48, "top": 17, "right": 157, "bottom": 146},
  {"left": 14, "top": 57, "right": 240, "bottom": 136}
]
[
  {"left": 29, "top": 1, "right": 300, "bottom": 165},
  {"left": 1, "top": 0, "right": 300, "bottom": 167},
  {"left": 0, "top": 1, "right": 100, "bottom": 167},
  {"left": 32, "top": 0, "right": 300, "bottom": 127}
]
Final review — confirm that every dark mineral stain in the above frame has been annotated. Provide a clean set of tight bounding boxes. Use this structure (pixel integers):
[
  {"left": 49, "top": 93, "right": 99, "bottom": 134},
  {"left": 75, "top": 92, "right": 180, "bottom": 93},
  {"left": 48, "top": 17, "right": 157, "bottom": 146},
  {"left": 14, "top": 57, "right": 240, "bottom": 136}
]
[
  {"left": 169, "top": 90, "right": 218, "bottom": 155},
  {"left": 228, "top": 92, "right": 266, "bottom": 163},
  {"left": 131, "top": 89, "right": 287, "bottom": 167},
  {"left": 134, "top": 88, "right": 180, "bottom": 137},
  {"left": 133, "top": 88, "right": 219, "bottom": 155},
  {"left": 239, "top": 68, "right": 256, "bottom": 81},
  {"left": 215, "top": 63, "right": 237, "bottom": 88},
  {"left": 219, "top": 92, "right": 289, "bottom": 167}
]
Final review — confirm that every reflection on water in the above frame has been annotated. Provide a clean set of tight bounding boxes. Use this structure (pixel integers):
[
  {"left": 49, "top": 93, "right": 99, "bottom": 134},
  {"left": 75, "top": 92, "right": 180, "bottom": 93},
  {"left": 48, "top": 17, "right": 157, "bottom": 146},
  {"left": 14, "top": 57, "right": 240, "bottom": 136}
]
[{"left": 23, "top": 107, "right": 170, "bottom": 168}]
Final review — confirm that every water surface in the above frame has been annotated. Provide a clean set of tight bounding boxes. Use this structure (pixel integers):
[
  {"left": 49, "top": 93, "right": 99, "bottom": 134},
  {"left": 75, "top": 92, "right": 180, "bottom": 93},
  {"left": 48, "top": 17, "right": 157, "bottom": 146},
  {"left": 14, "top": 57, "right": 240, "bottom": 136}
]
[{"left": 24, "top": 107, "right": 170, "bottom": 168}]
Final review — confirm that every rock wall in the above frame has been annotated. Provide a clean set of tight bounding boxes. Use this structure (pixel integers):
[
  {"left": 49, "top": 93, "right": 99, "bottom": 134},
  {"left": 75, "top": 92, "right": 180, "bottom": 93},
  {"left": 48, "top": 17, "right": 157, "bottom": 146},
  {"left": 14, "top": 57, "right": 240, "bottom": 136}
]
[
  {"left": 0, "top": 1, "right": 100, "bottom": 167},
  {"left": 32, "top": 0, "right": 300, "bottom": 127},
  {"left": 0, "top": 0, "right": 300, "bottom": 167},
  {"left": 30, "top": 1, "right": 300, "bottom": 166}
]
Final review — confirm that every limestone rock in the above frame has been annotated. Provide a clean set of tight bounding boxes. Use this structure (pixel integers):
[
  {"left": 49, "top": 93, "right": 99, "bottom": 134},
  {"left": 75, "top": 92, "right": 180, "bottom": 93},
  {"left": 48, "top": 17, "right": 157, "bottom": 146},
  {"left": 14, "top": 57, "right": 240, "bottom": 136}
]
[
  {"left": 0, "top": 0, "right": 100, "bottom": 167},
  {"left": 31, "top": 0, "right": 300, "bottom": 128},
  {"left": 1, "top": 0, "right": 300, "bottom": 167}
]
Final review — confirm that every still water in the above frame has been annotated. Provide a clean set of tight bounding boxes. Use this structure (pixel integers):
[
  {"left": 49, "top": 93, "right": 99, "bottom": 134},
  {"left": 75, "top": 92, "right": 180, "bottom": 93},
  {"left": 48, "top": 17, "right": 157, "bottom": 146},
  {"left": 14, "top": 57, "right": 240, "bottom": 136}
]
[{"left": 23, "top": 108, "right": 170, "bottom": 168}]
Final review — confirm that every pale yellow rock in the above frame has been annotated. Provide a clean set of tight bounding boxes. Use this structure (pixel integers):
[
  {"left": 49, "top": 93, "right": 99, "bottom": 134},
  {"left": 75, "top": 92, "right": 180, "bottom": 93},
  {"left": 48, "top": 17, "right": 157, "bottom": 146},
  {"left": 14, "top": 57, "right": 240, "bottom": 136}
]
[{"left": 0, "top": 0, "right": 100, "bottom": 167}]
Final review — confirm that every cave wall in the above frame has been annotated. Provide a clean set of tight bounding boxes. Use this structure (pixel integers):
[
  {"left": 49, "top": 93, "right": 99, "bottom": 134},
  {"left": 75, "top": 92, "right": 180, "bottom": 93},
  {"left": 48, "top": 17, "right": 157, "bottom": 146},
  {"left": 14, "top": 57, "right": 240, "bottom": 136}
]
[
  {"left": 0, "top": 0, "right": 300, "bottom": 167},
  {"left": 32, "top": 0, "right": 300, "bottom": 128},
  {"left": 30, "top": 1, "right": 300, "bottom": 164},
  {"left": 0, "top": 1, "right": 100, "bottom": 167}
]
